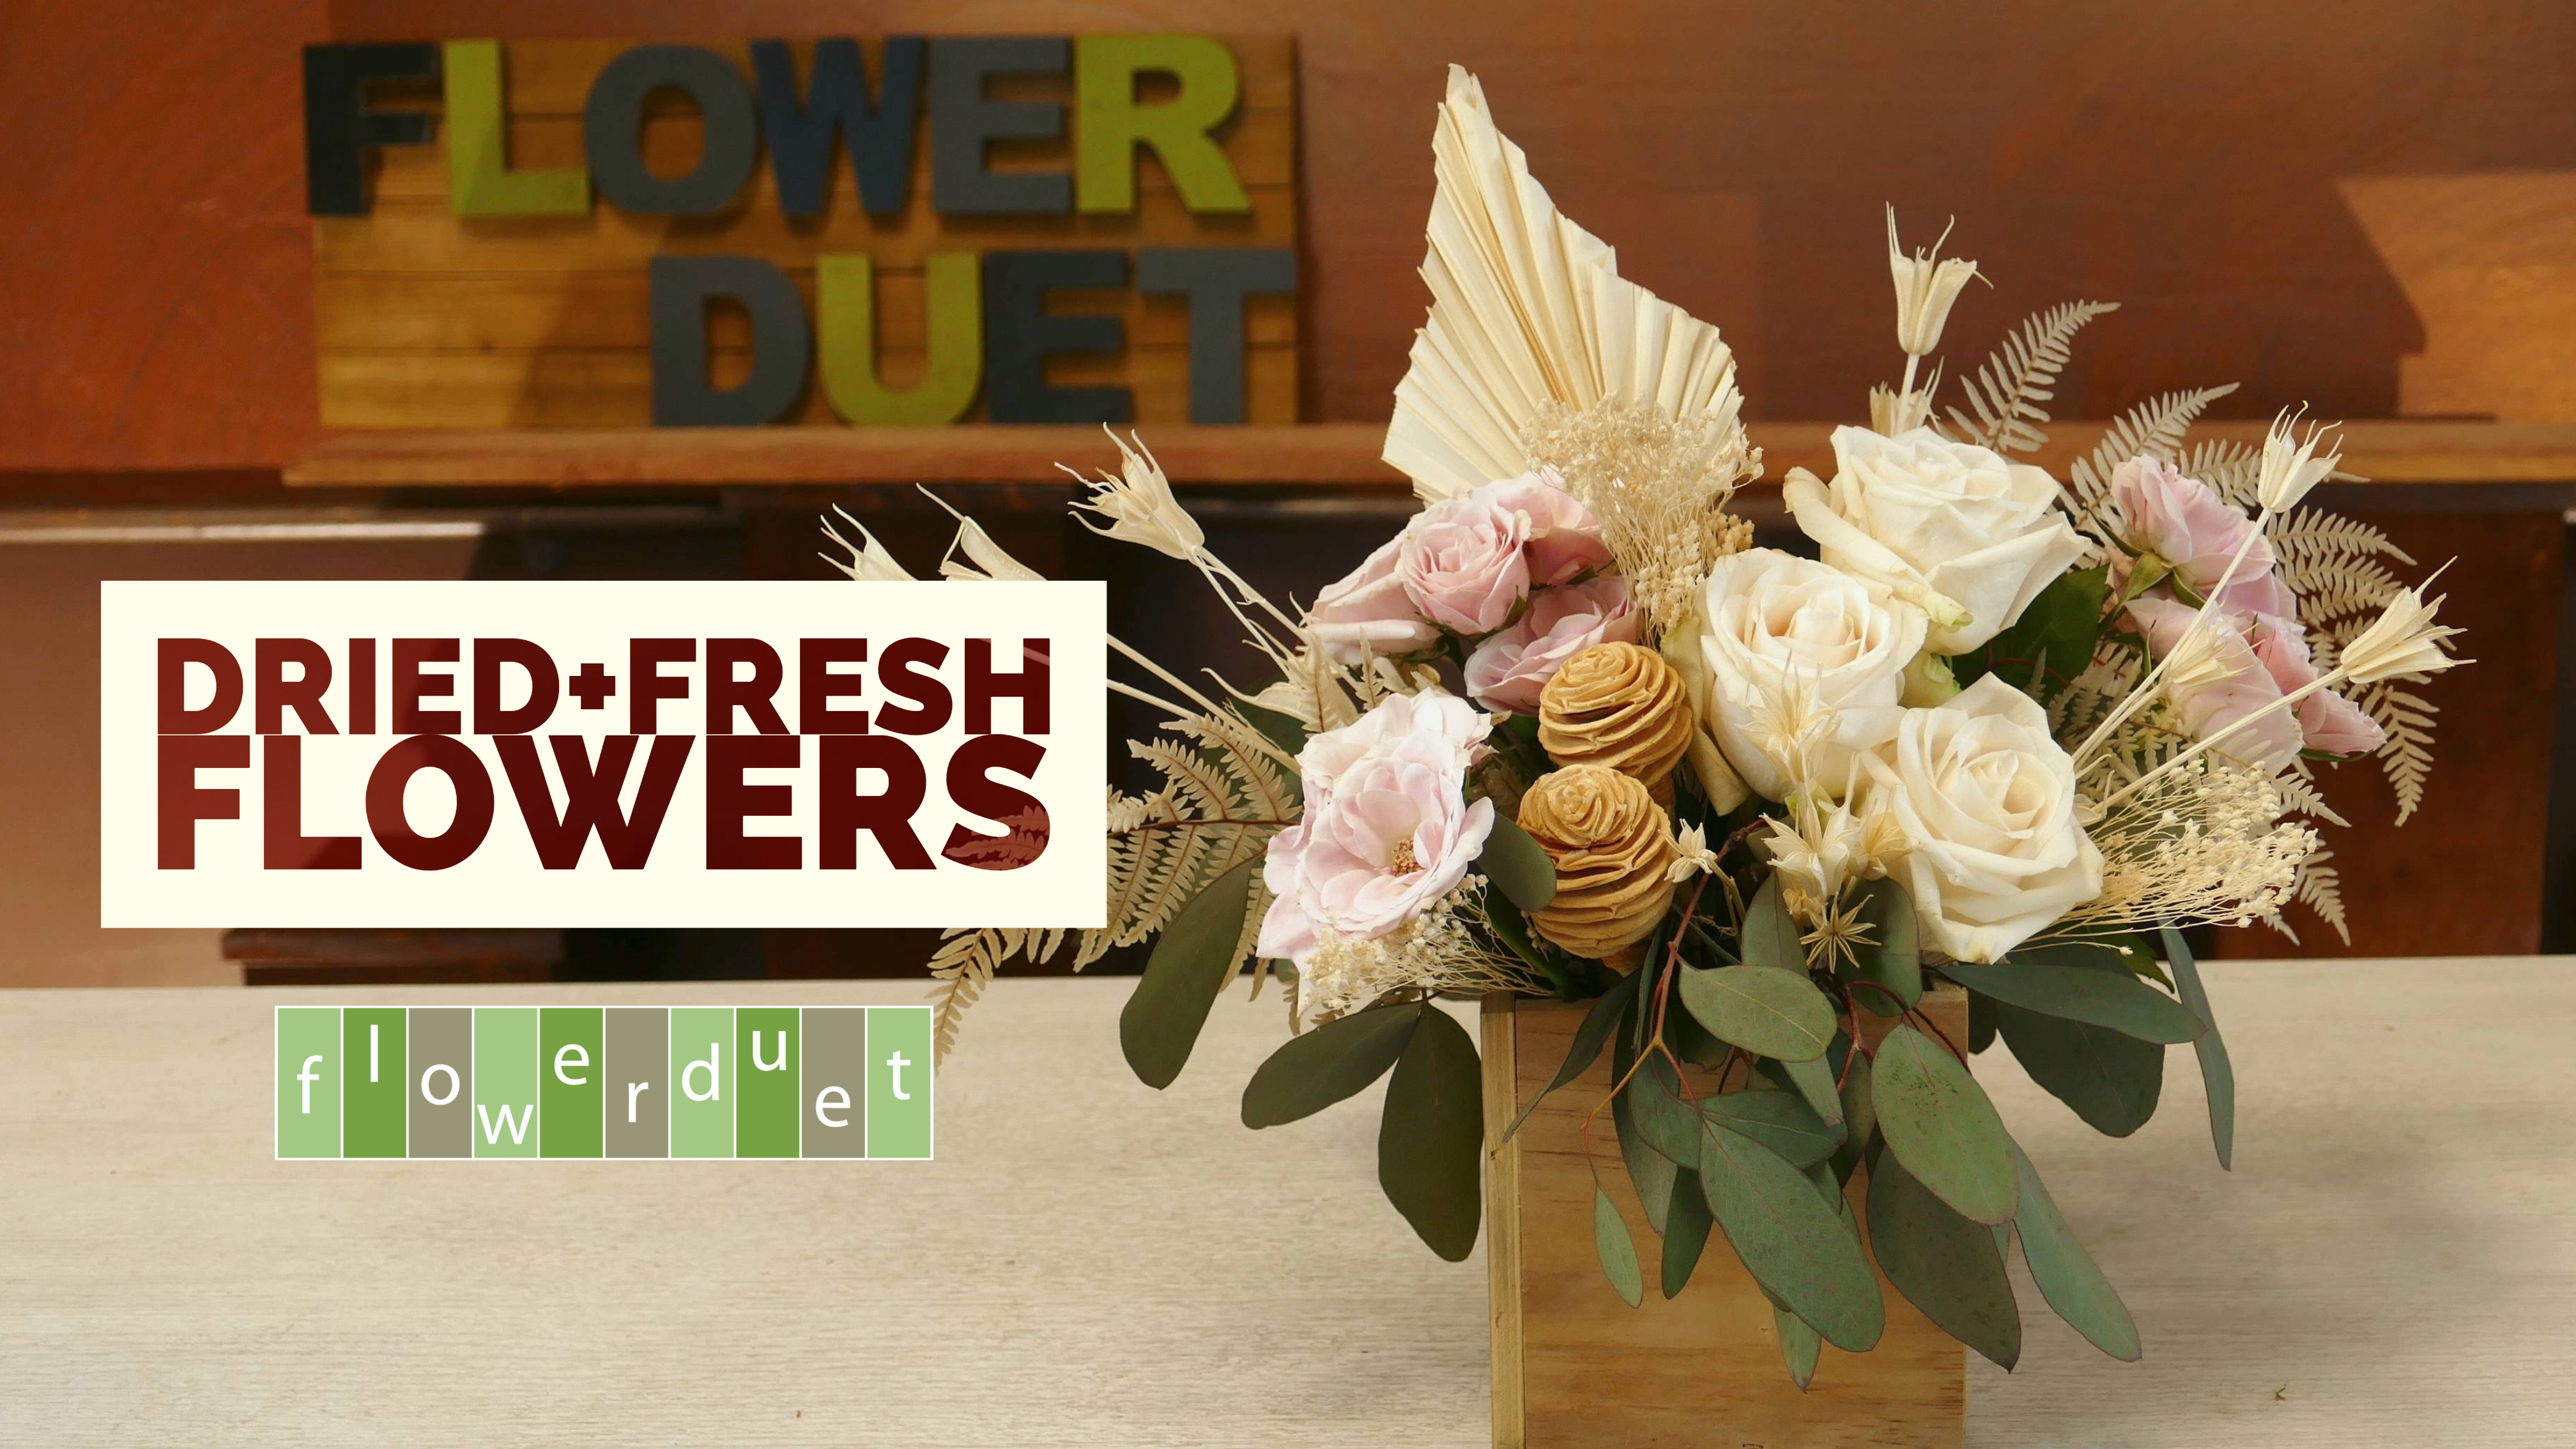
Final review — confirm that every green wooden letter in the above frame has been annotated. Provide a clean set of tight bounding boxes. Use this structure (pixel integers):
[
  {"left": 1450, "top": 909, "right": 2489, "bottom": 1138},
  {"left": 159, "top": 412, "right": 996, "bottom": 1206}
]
[
  {"left": 443, "top": 40, "right": 589, "bottom": 215},
  {"left": 818, "top": 252, "right": 983, "bottom": 425},
  {"left": 1073, "top": 35, "right": 1248, "bottom": 215}
]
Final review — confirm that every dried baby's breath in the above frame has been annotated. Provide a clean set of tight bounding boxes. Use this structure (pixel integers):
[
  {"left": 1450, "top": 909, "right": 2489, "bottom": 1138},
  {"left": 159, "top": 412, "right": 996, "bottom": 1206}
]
[{"left": 1521, "top": 398, "right": 1758, "bottom": 641}]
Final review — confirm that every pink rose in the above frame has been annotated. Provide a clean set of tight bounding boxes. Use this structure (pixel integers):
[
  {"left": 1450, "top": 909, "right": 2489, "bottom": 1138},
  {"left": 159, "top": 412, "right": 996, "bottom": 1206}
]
[
  {"left": 1311, "top": 537, "right": 1443, "bottom": 666},
  {"left": 2124, "top": 596, "right": 2304, "bottom": 770},
  {"left": 1258, "top": 689, "right": 1497, "bottom": 964},
  {"left": 2106, "top": 457, "right": 2299, "bottom": 618},
  {"left": 1482, "top": 468, "right": 1613, "bottom": 586},
  {"left": 1295, "top": 688, "right": 1491, "bottom": 793},
  {"left": 2247, "top": 614, "right": 2387, "bottom": 758},
  {"left": 1463, "top": 576, "right": 1641, "bottom": 714},
  {"left": 1396, "top": 491, "right": 1534, "bottom": 635}
]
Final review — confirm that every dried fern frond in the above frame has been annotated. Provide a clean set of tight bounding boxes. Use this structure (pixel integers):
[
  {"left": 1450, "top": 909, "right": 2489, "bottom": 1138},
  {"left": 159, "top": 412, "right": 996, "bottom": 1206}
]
[
  {"left": 2350, "top": 678, "right": 2440, "bottom": 825},
  {"left": 1077, "top": 712, "right": 1295, "bottom": 969},
  {"left": 1947, "top": 301, "right": 2119, "bottom": 454},
  {"left": 2296, "top": 848, "right": 2350, "bottom": 945},
  {"left": 2067, "top": 383, "right": 2240, "bottom": 529},
  {"left": 928, "top": 926, "right": 1066, "bottom": 1064}
]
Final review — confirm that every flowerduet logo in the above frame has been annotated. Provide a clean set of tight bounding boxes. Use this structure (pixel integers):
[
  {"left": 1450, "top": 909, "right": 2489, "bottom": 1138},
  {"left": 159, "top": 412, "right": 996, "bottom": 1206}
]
[{"left": 100, "top": 580, "right": 1107, "bottom": 928}]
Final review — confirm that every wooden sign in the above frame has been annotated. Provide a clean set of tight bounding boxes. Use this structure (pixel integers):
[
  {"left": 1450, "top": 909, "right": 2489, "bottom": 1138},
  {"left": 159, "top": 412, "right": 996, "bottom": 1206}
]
[{"left": 302, "top": 37, "right": 1299, "bottom": 429}]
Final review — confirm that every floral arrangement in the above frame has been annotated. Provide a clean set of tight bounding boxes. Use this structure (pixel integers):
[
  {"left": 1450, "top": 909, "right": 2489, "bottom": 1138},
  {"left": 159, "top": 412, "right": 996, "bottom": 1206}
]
[{"left": 845, "top": 67, "right": 2466, "bottom": 1382}]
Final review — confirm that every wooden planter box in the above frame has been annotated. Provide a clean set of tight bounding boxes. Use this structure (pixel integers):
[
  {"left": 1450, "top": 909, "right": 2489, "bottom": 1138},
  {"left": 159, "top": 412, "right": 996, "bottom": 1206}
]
[{"left": 1480, "top": 987, "right": 1972, "bottom": 1449}]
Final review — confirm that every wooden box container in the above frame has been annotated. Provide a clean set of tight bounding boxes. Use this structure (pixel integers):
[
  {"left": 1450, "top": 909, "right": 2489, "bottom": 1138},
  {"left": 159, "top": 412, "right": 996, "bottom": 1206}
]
[{"left": 1480, "top": 988, "right": 1971, "bottom": 1449}]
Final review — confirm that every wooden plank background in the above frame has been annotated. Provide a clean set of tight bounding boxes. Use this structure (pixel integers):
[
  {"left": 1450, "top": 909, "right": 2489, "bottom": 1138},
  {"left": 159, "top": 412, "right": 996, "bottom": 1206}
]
[{"left": 312, "top": 36, "right": 1300, "bottom": 428}]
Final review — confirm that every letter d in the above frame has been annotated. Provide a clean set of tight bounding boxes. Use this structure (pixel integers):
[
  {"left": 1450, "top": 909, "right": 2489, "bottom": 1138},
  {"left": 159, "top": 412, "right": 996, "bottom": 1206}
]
[{"left": 682, "top": 1042, "right": 722, "bottom": 1102}]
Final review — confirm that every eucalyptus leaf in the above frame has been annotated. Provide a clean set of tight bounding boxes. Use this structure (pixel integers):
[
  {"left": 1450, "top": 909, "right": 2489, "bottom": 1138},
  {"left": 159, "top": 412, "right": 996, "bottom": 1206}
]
[
  {"left": 1629, "top": 1052, "right": 1702, "bottom": 1167},
  {"left": 1959, "top": 562, "right": 2108, "bottom": 703},
  {"left": 1871, "top": 1025, "right": 2018, "bottom": 1225},
  {"left": 1698, "top": 1119, "right": 1885, "bottom": 1352},
  {"left": 1968, "top": 991, "right": 1998, "bottom": 1054},
  {"left": 1703, "top": 1087, "right": 1842, "bottom": 1167},
  {"left": 1774, "top": 1303, "right": 1823, "bottom": 1390},
  {"left": 1847, "top": 876, "right": 1921, "bottom": 1014},
  {"left": 1836, "top": 1042, "right": 1876, "bottom": 1163},
  {"left": 1478, "top": 816, "right": 1558, "bottom": 913},
  {"left": 1241, "top": 1002, "right": 1421, "bottom": 1128},
  {"left": 1377, "top": 1004, "right": 1483, "bottom": 1261},
  {"left": 1661, "top": 1172, "right": 1713, "bottom": 1299},
  {"left": 2007, "top": 1138, "right": 2142, "bottom": 1361},
  {"left": 1993, "top": 1000, "right": 2164, "bottom": 1137},
  {"left": 1501, "top": 969, "right": 1643, "bottom": 1143},
  {"left": 1594, "top": 1186, "right": 1644, "bottom": 1308},
  {"left": 1779, "top": 1050, "right": 1846, "bottom": 1130},
  {"left": 1678, "top": 963, "right": 1837, "bottom": 1062},
  {"left": 2162, "top": 925, "right": 2234, "bottom": 1170},
  {"left": 1118, "top": 859, "right": 1261, "bottom": 1089},
  {"left": 1740, "top": 875, "right": 1804, "bottom": 972},
  {"left": 1613, "top": 1034, "right": 1676, "bottom": 1236},
  {"left": 1486, "top": 896, "right": 1575, "bottom": 998},
  {"left": 1867, "top": 1146, "right": 2022, "bottom": 1369},
  {"left": 1232, "top": 699, "right": 1310, "bottom": 763},
  {"left": 1941, "top": 956, "right": 2204, "bottom": 1043}
]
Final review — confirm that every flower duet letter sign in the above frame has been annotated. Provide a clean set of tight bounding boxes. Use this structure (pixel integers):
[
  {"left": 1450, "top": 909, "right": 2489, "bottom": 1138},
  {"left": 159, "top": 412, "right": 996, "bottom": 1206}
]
[
  {"left": 301, "top": 36, "right": 1298, "bottom": 428},
  {"left": 99, "top": 581, "right": 1107, "bottom": 928}
]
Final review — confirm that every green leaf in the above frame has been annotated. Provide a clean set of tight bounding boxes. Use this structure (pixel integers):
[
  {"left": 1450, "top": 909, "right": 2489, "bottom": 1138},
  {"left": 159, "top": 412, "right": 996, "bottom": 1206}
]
[
  {"left": 1594, "top": 1186, "right": 1644, "bottom": 1308},
  {"left": 1968, "top": 992, "right": 1998, "bottom": 1054},
  {"left": 1773, "top": 1303, "right": 1823, "bottom": 1390},
  {"left": 1846, "top": 877, "right": 1921, "bottom": 1014},
  {"left": 1240, "top": 1002, "right": 1422, "bottom": 1128},
  {"left": 1629, "top": 1052, "right": 1702, "bottom": 1167},
  {"left": 1377, "top": 1004, "right": 1483, "bottom": 1261},
  {"left": 1703, "top": 1087, "right": 1842, "bottom": 1167},
  {"left": 1959, "top": 562, "right": 2109, "bottom": 703},
  {"left": 1500, "top": 968, "right": 1642, "bottom": 1143},
  {"left": 2162, "top": 926, "right": 2234, "bottom": 1170},
  {"left": 2007, "top": 1138, "right": 2142, "bottom": 1361},
  {"left": 1485, "top": 895, "right": 1575, "bottom": 998},
  {"left": 1613, "top": 1033, "right": 1676, "bottom": 1236},
  {"left": 1118, "top": 859, "right": 1261, "bottom": 1089},
  {"left": 1779, "top": 1050, "right": 1845, "bottom": 1130},
  {"left": 1698, "top": 1119, "right": 1886, "bottom": 1352},
  {"left": 1661, "top": 1173, "right": 1713, "bottom": 1299},
  {"left": 1678, "top": 964, "right": 1837, "bottom": 1062},
  {"left": 1941, "top": 954, "right": 2204, "bottom": 1043},
  {"left": 1866, "top": 1145, "right": 2021, "bottom": 1369},
  {"left": 1993, "top": 1000, "right": 2165, "bottom": 1137},
  {"left": 1232, "top": 699, "right": 1309, "bottom": 762},
  {"left": 1836, "top": 1041, "right": 1876, "bottom": 1160},
  {"left": 1739, "top": 874, "right": 1804, "bottom": 972},
  {"left": 1870, "top": 1025, "right": 2018, "bottom": 1225},
  {"left": 1478, "top": 816, "right": 1558, "bottom": 913}
]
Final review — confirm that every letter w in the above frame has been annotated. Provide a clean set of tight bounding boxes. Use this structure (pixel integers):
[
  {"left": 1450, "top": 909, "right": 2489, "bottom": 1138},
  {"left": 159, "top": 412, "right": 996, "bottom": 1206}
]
[
  {"left": 477, "top": 1101, "right": 533, "bottom": 1146},
  {"left": 496, "top": 735, "right": 696, "bottom": 869}
]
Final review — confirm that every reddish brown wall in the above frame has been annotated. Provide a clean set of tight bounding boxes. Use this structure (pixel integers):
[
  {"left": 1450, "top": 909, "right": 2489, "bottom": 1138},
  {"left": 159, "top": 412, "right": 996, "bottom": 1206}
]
[{"left": 10, "top": 1, "right": 2576, "bottom": 467}]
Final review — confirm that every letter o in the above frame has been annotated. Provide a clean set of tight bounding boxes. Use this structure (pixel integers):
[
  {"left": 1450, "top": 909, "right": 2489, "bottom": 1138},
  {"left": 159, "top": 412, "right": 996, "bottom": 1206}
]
[
  {"left": 420, "top": 1062, "right": 460, "bottom": 1106},
  {"left": 584, "top": 45, "right": 760, "bottom": 215},
  {"left": 366, "top": 735, "right": 496, "bottom": 870}
]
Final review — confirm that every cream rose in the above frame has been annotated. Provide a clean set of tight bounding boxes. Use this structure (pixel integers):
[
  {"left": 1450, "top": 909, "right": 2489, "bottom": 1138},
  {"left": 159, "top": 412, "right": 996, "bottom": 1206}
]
[
  {"left": 1785, "top": 425, "right": 2089, "bottom": 654},
  {"left": 1257, "top": 689, "right": 1495, "bottom": 964},
  {"left": 1677, "top": 548, "right": 1928, "bottom": 804},
  {"left": 1853, "top": 675, "right": 2105, "bottom": 963}
]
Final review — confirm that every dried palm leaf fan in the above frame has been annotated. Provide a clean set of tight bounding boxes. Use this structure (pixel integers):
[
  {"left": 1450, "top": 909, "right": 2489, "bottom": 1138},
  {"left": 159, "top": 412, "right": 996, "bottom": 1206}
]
[{"left": 1383, "top": 65, "right": 1751, "bottom": 504}]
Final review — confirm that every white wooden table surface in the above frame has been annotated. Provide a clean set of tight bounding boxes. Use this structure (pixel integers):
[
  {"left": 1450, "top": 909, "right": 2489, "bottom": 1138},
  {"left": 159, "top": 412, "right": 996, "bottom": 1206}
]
[{"left": 3, "top": 960, "right": 2572, "bottom": 1446}]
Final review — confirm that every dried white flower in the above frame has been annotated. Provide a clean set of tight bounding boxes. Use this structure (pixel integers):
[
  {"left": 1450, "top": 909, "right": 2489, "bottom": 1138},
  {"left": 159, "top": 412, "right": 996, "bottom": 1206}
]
[
  {"left": 1294, "top": 877, "right": 1542, "bottom": 1026},
  {"left": 1062, "top": 427, "right": 1205, "bottom": 562},
  {"left": 2340, "top": 578, "right": 2467, "bottom": 684},
  {"left": 917, "top": 486, "right": 1047, "bottom": 582},
  {"left": 1887, "top": 207, "right": 1982, "bottom": 358},
  {"left": 820, "top": 506, "right": 915, "bottom": 581},
  {"left": 2254, "top": 408, "right": 2342, "bottom": 513},
  {"left": 1667, "top": 822, "right": 1721, "bottom": 883}
]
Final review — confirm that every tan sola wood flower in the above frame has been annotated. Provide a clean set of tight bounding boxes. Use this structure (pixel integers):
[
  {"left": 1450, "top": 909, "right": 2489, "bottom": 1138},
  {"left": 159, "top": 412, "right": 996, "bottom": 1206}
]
[
  {"left": 1537, "top": 643, "right": 1696, "bottom": 802},
  {"left": 1517, "top": 764, "right": 1679, "bottom": 963}
]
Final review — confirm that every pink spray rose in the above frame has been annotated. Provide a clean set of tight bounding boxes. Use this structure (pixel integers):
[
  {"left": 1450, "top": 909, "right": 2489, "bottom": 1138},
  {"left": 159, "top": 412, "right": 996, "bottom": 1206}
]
[
  {"left": 1481, "top": 468, "right": 1613, "bottom": 586},
  {"left": 2247, "top": 614, "right": 2387, "bottom": 758},
  {"left": 2124, "top": 595, "right": 2304, "bottom": 770},
  {"left": 1396, "top": 471, "right": 1611, "bottom": 635},
  {"left": 1310, "top": 537, "right": 1444, "bottom": 666},
  {"left": 1257, "top": 689, "right": 1496, "bottom": 964},
  {"left": 1463, "top": 576, "right": 1642, "bottom": 714},
  {"left": 2106, "top": 457, "right": 2299, "bottom": 618}
]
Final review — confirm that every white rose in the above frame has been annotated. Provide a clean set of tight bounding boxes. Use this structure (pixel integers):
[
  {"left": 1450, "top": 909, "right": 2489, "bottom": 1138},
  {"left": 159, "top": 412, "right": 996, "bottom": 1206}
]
[
  {"left": 1853, "top": 674, "right": 2104, "bottom": 963},
  {"left": 1679, "top": 548, "right": 1928, "bottom": 804},
  {"left": 1785, "top": 425, "right": 2089, "bottom": 654}
]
